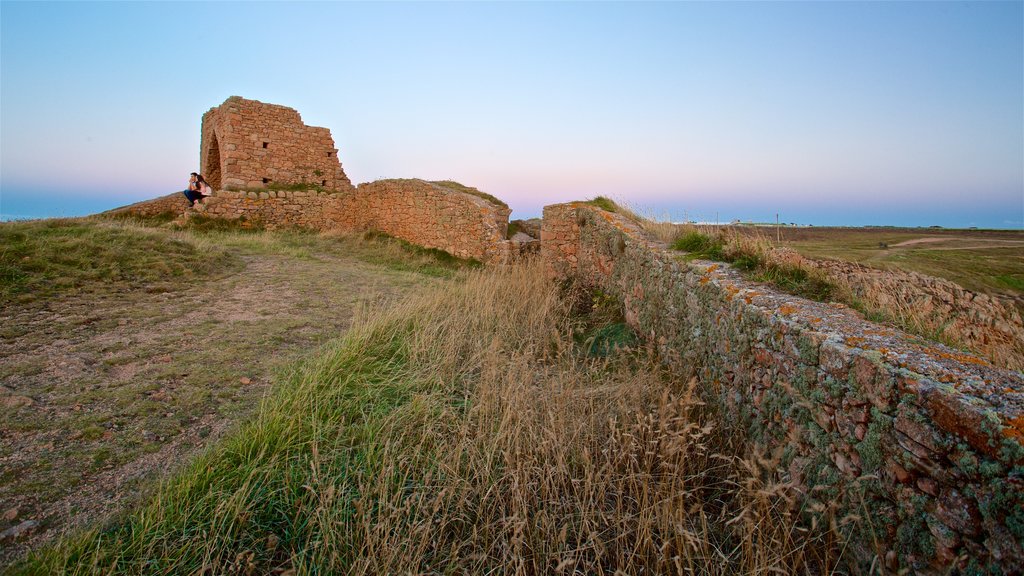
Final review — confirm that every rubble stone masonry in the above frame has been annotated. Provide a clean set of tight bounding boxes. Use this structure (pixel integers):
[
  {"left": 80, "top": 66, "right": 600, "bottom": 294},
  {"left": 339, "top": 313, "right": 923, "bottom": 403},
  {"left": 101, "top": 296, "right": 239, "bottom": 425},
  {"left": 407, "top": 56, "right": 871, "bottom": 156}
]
[
  {"left": 808, "top": 258, "right": 1024, "bottom": 372},
  {"left": 200, "top": 97, "right": 353, "bottom": 192},
  {"left": 111, "top": 181, "right": 514, "bottom": 263},
  {"left": 542, "top": 202, "right": 1024, "bottom": 575}
]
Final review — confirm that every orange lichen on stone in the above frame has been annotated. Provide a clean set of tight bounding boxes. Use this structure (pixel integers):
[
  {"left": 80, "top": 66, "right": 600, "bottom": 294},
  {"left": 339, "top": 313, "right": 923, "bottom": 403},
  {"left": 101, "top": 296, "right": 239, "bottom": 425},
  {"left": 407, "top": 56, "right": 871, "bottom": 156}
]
[
  {"left": 778, "top": 304, "right": 799, "bottom": 315},
  {"left": 724, "top": 285, "right": 741, "bottom": 301},
  {"left": 936, "top": 351, "right": 991, "bottom": 367},
  {"left": 1003, "top": 416, "right": 1024, "bottom": 443},
  {"left": 699, "top": 276, "right": 711, "bottom": 285},
  {"left": 845, "top": 336, "right": 866, "bottom": 347},
  {"left": 706, "top": 264, "right": 719, "bottom": 273}
]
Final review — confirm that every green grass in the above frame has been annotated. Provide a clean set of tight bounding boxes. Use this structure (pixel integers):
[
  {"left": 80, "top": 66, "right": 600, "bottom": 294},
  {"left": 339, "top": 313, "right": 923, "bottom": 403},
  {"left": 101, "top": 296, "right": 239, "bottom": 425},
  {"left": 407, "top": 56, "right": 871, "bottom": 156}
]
[
  {"left": 671, "top": 229, "right": 837, "bottom": 302},
  {"left": 995, "top": 274, "right": 1024, "bottom": 292},
  {"left": 13, "top": 262, "right": 849, "bottom": 575},
  {"left": 506, "top": 220, "right": 523, "bottom": 238},
  {"left": 102, "top": 213, "right": 481, "bottom": 278},
  {"left": 671, "top": 230, "right": 726, "bottom": 260},
  {"left": 0, "top": 218, "right": 238, "bottom": 305},
  {"left": 360, "top": 231, "right": 483, "bottom": 276},
  {"left": 0, "top": 216, "right": 467, "bottom": 565},
  {"left": 774, "top": 228, "right": 1024, "bottom": 297},
  {"left": 14, "top": 319, "right": 415, "bottom": 574},
  {"left": 429, "top": 180, "right": 509, "bottom": 209},
  {"left": 11, "top": 268, "right": 517, "bottom": 574},
  {"left": 584, "top": 196, "right": 621, "bottom": 214}
]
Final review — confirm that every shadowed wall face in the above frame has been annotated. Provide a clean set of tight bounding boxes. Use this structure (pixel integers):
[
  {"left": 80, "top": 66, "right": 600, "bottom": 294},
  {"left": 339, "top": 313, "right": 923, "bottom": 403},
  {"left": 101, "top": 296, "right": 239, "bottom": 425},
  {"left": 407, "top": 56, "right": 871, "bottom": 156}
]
[{"left": 199, "top": 96, "right": 354, "bottom": 192}]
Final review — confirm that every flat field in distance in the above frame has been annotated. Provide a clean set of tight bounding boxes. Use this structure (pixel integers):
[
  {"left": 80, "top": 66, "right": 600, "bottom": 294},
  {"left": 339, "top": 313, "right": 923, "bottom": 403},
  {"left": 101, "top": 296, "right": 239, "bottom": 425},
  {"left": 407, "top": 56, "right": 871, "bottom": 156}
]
[{"left": 762, "top": 226, "right": 1024, "bottom": 298}]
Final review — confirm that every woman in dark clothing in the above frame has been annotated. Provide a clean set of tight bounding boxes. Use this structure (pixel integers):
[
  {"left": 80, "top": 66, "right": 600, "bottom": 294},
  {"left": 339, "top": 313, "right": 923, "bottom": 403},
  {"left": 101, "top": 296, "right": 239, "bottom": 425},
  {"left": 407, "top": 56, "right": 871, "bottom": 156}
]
[{"left": 182, "top": 172, "right": 203, "bottom": 206}]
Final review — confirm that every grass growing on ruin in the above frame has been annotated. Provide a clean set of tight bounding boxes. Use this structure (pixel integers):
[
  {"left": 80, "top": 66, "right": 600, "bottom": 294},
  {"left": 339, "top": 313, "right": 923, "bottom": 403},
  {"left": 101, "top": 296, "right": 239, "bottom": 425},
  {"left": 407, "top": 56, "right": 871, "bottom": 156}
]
[
  {"left": 15, "top": 261, "right": 851, "bottom": 575},
  {"left": 0, "top": 218, "right": 239, "bottom": 305},
  {"left": 430, "top": 180, "right": 509, "bottom": 209},
  {"left": 584, "top": 196, "right": 622, "bottom": 214},
  {"left": 672, "top": 228, "right": 837, "bottom": 302}
]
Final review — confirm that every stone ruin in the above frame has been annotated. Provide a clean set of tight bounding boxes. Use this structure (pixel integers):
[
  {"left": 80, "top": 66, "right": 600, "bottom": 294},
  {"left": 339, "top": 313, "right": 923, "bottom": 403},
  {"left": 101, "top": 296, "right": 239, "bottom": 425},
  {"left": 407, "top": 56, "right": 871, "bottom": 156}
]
[
  {"left": 200, "top": 96, "right": 353, "bottom": 192},
  {"left": 114, "top": 96, "right": 523, "bottom": 262}
]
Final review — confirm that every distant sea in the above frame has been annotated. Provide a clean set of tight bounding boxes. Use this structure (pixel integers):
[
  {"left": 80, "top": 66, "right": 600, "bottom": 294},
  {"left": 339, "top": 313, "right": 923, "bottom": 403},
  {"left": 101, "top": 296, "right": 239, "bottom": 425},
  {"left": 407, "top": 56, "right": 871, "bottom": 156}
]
[{"left": 0, "top": 191, "right": 151, "bottom": 222}]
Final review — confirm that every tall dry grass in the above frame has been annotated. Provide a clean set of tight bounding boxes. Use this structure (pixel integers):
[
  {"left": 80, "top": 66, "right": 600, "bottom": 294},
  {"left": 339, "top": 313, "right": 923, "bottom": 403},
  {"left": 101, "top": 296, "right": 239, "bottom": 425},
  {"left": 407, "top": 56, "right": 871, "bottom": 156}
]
[{"left": 17, "top": 260, "right": 850, "bottom": 575}]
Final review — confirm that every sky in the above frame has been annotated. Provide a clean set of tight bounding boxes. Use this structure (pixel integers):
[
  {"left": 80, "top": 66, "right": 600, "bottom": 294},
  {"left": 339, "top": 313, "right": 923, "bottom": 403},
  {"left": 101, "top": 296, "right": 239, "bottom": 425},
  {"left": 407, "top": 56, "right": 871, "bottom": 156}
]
[{"left": 1, "top": 1, "right": 1022, "bottom": 227}]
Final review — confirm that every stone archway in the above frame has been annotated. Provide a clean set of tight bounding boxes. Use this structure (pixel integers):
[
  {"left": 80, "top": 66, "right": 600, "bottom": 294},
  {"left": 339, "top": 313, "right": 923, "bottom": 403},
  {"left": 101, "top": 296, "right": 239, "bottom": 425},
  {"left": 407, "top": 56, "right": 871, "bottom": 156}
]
[{"left": 203, "top": 132, "right": 222, "bottom": 190}]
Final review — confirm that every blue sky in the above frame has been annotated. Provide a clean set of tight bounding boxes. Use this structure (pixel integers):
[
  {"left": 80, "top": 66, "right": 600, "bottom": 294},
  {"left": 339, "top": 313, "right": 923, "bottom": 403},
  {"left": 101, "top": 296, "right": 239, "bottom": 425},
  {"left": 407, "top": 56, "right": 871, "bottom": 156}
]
[{"left": 1, "top": 1, "right": 1022, "bottom": 227}]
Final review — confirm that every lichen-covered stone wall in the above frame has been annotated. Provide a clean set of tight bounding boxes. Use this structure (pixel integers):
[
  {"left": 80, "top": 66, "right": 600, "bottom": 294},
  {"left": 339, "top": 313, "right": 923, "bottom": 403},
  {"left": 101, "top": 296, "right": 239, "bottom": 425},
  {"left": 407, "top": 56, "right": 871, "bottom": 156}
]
[
  {"left": 542, "top": 202, "right": 1024, "bottom": 574},
  {"left": 808, "top": 258, "right": 1024, "bottom": 372},
  {"left": 200, "top": 96, "right": 354, "bottom": 192}
]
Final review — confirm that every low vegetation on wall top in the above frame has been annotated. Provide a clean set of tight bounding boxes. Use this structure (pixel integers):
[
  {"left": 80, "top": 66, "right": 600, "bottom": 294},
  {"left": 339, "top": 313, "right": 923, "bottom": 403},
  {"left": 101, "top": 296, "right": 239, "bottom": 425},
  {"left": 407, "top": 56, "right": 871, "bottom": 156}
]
[{"left": 429, "top": 180, "right": 509, "bottom": 209}]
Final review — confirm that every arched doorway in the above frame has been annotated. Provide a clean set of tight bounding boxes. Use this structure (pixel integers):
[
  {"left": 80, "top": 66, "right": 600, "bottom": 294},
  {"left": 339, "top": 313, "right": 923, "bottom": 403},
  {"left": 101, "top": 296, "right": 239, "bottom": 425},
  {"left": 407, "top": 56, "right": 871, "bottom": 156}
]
[{"left": 203, "top": 132, "right": 223, "bottom": 190}]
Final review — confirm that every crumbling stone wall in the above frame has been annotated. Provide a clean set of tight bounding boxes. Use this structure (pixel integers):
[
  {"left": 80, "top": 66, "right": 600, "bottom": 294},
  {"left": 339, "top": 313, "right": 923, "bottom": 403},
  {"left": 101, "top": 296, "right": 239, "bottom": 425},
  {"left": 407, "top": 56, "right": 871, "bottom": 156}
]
[
  {"left": 807, "top": 258, "right": 1024, "bottom": 372},
  {"left": 114, "top": 177, "right": 514, "bottom": 262},
  {"left": 337, "top": 179, "right": 511, "bottom": 261},
  {"left": 200, "top": 97, "right": 354, "bottom": 192},
  {"left": 542, "top": 202, "right": 1024, "bottom": 574}
]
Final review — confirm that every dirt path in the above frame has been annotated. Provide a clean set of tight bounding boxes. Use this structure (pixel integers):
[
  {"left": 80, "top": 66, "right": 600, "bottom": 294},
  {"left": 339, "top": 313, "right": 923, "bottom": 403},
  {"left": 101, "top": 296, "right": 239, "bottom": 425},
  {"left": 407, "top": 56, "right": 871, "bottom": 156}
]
[
  {"left": 888, "top": 237, "right": 946, "bottom": 247},
  {"left": 0, "top": 248, "right": 433, "bottom": 565},
  {"left": 889, "top": 236, "right": 1024, "bottom": 249}
]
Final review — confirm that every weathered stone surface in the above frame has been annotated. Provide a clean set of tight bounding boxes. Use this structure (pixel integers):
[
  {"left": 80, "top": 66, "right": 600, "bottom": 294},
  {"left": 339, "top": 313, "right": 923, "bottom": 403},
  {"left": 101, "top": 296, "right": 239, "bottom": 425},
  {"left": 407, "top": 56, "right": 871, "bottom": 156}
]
[
  {"left": 198, "top": 97, "right": 353, "bottom": 192},
  {"left": 809, "top": 258, "right": 1024, "bottom": 372},
  {"left": 0, "top": 520, "right": 38, "bottom": 542},
  {"left": 541, "top": 202, "right": 1024, "bottom": 575}
]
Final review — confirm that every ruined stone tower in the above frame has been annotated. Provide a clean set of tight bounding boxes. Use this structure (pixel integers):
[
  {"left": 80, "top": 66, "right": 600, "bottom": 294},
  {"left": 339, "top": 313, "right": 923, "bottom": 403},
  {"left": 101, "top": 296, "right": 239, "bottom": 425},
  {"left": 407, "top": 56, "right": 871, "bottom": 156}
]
[{"left": 199, "top": 96, "right": 354, "bottom": 192}]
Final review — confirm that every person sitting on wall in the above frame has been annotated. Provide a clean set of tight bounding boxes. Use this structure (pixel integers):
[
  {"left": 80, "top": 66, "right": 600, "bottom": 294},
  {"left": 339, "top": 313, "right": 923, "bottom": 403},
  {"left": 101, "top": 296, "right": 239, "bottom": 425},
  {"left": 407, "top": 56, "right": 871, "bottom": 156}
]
[
  {"left": 182, "top": 172, "right": 203, "bottom": 207},
  {"left": 196, "top": 173, "right": 212, "bottom": 199}
]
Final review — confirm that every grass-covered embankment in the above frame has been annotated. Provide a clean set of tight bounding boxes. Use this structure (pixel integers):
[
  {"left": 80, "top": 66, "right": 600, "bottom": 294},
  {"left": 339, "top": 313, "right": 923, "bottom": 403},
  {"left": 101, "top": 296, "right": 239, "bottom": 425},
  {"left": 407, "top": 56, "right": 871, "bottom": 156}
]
[
  {"left": 0, "top": 218, "right": 238, "bottom": 305},
  {"left": 17, "top": 259, "right": 850, "bottom": 574},
  {"left": 0, "top": 215, "right": 486, "bottom": 565}
]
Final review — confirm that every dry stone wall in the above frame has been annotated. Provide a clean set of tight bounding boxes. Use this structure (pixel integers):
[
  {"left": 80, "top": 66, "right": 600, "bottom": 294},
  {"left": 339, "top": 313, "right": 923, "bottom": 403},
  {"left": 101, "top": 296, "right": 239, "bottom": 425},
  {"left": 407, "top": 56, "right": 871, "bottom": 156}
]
[
  {"left": 191, "top": 189, "right": 342, "bottom": 231},
  {"left": 115, "top": 180, "right": 514, "bottom": 263},
  {"left": 200, "top": 97, "right": 354, "bottom": 192},
  {"left": 340, "top": 180, "right": 511, "bottom": 262},
  {"left": 542, "top": 202, "right": 1024, "bottom": 575},
  {"left": 808, "top": 258, "right": 1024, "bottom": 372}
]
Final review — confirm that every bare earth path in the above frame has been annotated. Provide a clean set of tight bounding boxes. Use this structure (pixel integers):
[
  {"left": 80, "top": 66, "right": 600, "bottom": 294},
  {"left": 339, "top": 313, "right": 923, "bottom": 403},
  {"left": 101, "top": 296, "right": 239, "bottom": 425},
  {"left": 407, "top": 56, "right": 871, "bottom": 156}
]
[{"left": 0, "top": 245, "right": 433, "bottom": 564}]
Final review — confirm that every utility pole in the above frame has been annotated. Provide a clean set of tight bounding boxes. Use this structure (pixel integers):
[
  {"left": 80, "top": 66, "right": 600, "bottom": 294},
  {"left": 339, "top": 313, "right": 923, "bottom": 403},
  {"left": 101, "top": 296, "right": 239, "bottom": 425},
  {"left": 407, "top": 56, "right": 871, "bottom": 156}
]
[{"left": 776, "top": 213, "right": 780, "bottom": 243}]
